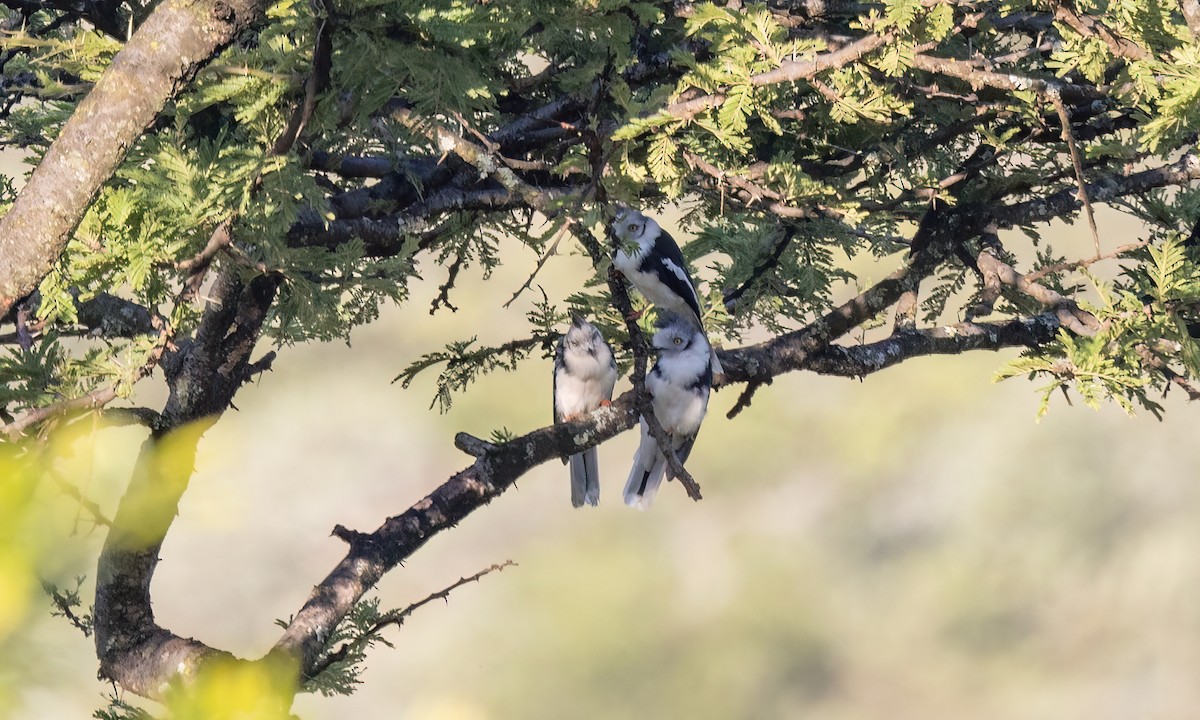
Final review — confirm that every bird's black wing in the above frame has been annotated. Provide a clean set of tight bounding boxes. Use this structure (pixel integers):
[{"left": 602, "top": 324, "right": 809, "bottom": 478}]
[
  {"left": 553, "top": 335, "right": 569, "bottom": 464},
  {"left": 674, "top": 434, "right": 698, "bottom": 467},
  {"left": 552, "top": 335, "right": 566, "bottom": 425},
  {"left": 642, "top": 227, "right": 704, "bottom": 323}
]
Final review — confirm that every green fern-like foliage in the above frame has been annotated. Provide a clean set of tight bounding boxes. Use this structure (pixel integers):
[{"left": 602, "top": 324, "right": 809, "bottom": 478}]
[
  {"left": 7, "top": 0, "right": 1200, "bottom": 430},
  {"left": 279, "top": 597, "right": 391, "bottom": 698},
  {"left": 998, "top": 234, "right": 1200, "bottom": 417}
]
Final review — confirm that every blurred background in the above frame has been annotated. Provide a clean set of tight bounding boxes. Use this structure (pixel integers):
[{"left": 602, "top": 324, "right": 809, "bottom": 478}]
[{"left": 7, "top": 208, "right": 1200, "bottom": 720}]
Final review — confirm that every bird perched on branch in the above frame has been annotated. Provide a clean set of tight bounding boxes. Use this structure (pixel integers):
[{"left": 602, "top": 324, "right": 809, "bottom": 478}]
[
  {"left": 554, "top": 314, "right": 618, "bottom": 507},
  {"left": 623, "top": 314, "right": 712, "bottom": 510},
  {"left": 611, "top": 207, "right": 724, "bottom": 377}
]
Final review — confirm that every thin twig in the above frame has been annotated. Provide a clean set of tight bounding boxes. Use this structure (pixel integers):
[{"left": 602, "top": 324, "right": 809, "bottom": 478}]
[
  {"left": 1049, "top": 89, "right": 1101, "bottom": 256},
  {"left": 723, "top": 226, "right": 797, "bottom": 311},
  {"left": 1024, "top": 240, "right": 1149, "bottom": 284},
  {"left": 271, "top": 1, "right": 332, "bottom": 155},
  {"left": 430, "top": 253, "right": 465, "bottom": 314},
  {"left": 0, "top": 318, "right": 172, "bottom": 440},
  {"left": 503, "top": 225, "right": 568, "bottom": 309},
  {"left": 42, "top": 580, "right": 93, "bottom": 637},
  {"left": 305, "top": 561, "right": 516, "bottom": 680},
  {"left": 52, "top": 474, "right": 113, "bottom": 528}
]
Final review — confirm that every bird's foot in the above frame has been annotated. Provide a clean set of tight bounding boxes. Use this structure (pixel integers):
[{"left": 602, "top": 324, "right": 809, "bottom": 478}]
[{"left": 599, "top": 399, "right": 612, "bottom": 408}]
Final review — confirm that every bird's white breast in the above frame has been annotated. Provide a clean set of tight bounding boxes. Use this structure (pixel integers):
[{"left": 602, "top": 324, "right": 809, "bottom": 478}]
[
  {"left": 556, "top": 350, "right": 617, "bottom": 417},
  {"left": 647, "top": 351, "right": 709, "bottom": 437}
]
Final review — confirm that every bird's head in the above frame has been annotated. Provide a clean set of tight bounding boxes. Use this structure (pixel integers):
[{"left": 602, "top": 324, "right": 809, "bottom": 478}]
[
  {"left": 610, "top": 207, "right": 657, "bottom": 252},
  {"left": 563, "top": 314, "right": 606, "bottom": 356},
  {"left": 650, "top": 313, "right": 705, "bottom": 354}
]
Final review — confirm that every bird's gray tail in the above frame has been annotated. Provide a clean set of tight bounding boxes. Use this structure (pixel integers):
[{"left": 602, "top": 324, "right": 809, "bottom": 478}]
[
  {"left": 623, "top": 424, "right": 667, "bottom": 510},
  {"left": 569, "top": 448, "right": 601, "bottom": 508}
]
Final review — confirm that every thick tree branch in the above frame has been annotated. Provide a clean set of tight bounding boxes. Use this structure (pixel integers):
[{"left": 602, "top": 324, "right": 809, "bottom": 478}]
[
  {"left": 389, "top": 107, "right": 560, "bottom": 215},
  {"left": 0, "top": 0, "right": 270, "bottom": 319},
  {"left": 909, "top": 52, "right": 1103, "bottom": 104},
  {"left": 271, "top": 394, "right": 640, "bottom": 674},
  {"left": 93, "top": 271, "right": 281, "bottom": 698},
  {"left": 804, "top": 314, "right": 1063, "bottom": 377}
]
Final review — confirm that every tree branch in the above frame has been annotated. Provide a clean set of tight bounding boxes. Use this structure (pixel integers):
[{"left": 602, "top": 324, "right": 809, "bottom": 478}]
[
  {"left": 974, "top": 249, "right": 1101, "bottom": 336},
  {"left": 93, "top": 271, "right": 281, "bottom": 698},
  {"left": 1, "top": 317, "right": 170, "bottom": 440},
  {"left": 804, "top": 314, "right": 1063, "bottom": 377},
  {"left": 910, "top": 52, "right": 1103, "bottom": 104}
]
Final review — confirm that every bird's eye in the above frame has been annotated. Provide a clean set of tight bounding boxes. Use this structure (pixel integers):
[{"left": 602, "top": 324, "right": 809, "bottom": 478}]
[
  {"left": 673, "top": 337, "right": 683, "bottom": 345},
  {"left": 628, "top": 223, "right": 638, "bottom": 233}
]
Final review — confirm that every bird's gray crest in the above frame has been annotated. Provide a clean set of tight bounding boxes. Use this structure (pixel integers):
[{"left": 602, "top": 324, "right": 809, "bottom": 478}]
[{"left": 651, "top": 314, "right": 700, "bottom": 352}]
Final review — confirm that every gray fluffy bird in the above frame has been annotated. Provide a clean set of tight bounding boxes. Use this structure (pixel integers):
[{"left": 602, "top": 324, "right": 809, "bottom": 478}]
[
  {"left": 623, "top": 314, "right": 712, "bottom": 510},
  {"left": 554, "top": 314, "right": 618, "bottom": 507},
  {"left": 611, "top": 207, "right": 724, "bottom": 377}
]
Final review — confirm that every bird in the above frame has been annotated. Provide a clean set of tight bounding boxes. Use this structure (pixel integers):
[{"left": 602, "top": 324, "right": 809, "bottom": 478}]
[
  {"left": 553, "top": 313, "right": 618, "bottom": 507},
  {"left": 623, "top": 313, "right": 712, "bottom": 510},
  {"left": 610, "top": 207, "right": 724, "bottom": 377}
]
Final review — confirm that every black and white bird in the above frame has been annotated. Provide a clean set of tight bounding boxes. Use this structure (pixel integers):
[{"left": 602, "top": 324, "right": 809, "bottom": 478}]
[
  {"left": 623, "top": 314, "right": 712, "bottom": 510},
  {"left": 611, "top": 207, "right": 724, "bottom": 377},
  {"left": 554, "top": 314, "right": 618, "bottom": 507}
]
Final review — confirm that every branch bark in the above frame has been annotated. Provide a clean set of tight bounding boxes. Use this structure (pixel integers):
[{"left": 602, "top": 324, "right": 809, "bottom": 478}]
[
  {"left": 0, "top": 0, "right": 270, "bottom": 319},
  {"left": 93, "top": 271, "right": 282, "bottom": 698}
]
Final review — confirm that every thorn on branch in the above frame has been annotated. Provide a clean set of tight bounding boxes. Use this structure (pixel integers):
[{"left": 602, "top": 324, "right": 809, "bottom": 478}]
[
  {"left": 454, "top": 432, "right": 498, "bottom": 457},
  {"left": 331, "top": 524, "right": 371, "bottom": 546}
]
